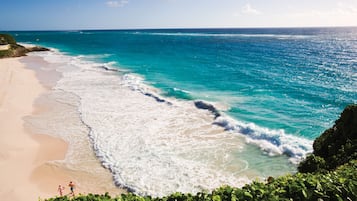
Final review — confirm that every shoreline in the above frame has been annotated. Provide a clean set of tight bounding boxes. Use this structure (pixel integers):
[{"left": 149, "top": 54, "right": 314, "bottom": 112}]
[
  {"left": 1, "top": 43, "right": 305, "bottom": 196},
  {"left": 2, "top": 45, "right": 301, "bottom": 197},
  {"left": 0, "top": 55, "right": 125, "bottom": 201},
  {"left": 0, "top": 57, "right": 68, "bottom": 200},
  {"left": 26, "top": 46, "right": 300, "bottom": 196}
]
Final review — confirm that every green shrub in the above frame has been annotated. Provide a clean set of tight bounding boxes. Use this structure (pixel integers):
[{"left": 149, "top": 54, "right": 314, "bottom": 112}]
[
  {"left": 0, "top": 33, "right": 17, "bottom": 45},
  {"left": 299, "top": 104, "right": 357, "bottom": 172},
  {"left": 43, "top": 160, "right": 357, "bottom": 201},
  {"left": 298, "top": 155, "right": 326, "bottom": 173}
]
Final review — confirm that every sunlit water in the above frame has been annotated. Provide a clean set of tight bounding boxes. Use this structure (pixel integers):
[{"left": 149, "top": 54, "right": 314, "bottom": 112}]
[{"left": 12, "top": 27, "right": 357, "bottom": 196}]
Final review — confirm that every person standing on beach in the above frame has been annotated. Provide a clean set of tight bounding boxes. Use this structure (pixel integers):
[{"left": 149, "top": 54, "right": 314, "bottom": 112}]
[
  {"left": 57, "top": 185, "right": 65, "bottom": 196},
  {"left": 68, "top": 181, "right": 75, "bottom": 196}
]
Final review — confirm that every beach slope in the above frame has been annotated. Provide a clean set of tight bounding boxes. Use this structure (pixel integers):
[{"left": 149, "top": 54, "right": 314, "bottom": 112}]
[{"left": 0, "top": 58, "right": 68, "bottom": 200}]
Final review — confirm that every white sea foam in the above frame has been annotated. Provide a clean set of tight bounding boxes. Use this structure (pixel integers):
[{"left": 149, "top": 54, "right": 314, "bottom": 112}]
[
  {"left": 42, "top": 51, "right": 252, "bottom": 196},
  {"left": 212, "top": 115, "right": 313, "bottom": 164},
  {"left": 35, "top": 49, "right": 313, "bottom": 196},
  {"left": 173, "top": 87, "right": 191, "bottom": 94}
]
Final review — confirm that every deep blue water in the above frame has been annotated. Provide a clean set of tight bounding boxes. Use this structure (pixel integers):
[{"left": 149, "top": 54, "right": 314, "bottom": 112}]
[{"left": 10, "top": 27, "right": 357, "bottom": 139}]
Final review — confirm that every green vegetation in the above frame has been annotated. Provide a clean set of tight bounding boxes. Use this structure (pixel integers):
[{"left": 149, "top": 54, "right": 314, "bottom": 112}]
[
  {"left": 43, "top": 160, "right": 357, "bottom": 201},
  {"left": 298, "top": 104, "right": 357, "bottom": 173},
  {"left": 0, "top": 33, "right": 49, "bottom": 58},
  {"left": 0, "top": 33, "right": 17, "bottom": 45},
  {"left": 42, "top": 104, "right": 357, "bottom": 200}
]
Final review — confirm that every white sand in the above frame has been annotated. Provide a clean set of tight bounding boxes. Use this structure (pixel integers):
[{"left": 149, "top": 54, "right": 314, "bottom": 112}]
[{"left": 0, "top": 57, "right": 70, "bottom": 200}]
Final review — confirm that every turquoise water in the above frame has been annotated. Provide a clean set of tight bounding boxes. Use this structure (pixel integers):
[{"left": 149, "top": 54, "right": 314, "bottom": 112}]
[
  {"left": 12, "top": 28, "right": 357, "bottom": 139},
  {"left": 8, "top": 28, "right": 357, "bottom": 195}
]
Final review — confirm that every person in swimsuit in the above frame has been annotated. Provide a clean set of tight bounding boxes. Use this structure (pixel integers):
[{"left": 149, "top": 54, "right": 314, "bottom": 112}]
[
  {"left": 68, "top": 181, "right": 75, "bottom": 196},
  {"left": 57, "top": 184, "right": 65, "bottom": 196}
]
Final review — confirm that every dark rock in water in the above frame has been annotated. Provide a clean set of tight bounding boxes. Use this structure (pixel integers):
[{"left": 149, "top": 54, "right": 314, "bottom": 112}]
[
  {"left": 144, "top": 92, "right": 165, "bottom": 103},
  {"left": 194, "top": 100, "right": 220, "bottom": 118},
  {"left": 26, "top": 46, "right": 50, "bottom": 52},
  {"left": 298, "top": 104, "right": 357, "bottom": 173},
  {"left": 143, "top": 92, "right": 172, "bottom": 106},
  {"left": 99, "top": 65, "right": 119, "bottom": 72}
]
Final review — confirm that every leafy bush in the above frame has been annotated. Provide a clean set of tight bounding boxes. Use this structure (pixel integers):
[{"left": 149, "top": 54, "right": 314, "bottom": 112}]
[
  {"left": 298, "top": 155, "right": 326, "bottom": 173},
  {"left": 43, "top": 160, "right": 357, "bottom": 201},
  {"left": 299, "top": 104, "right": 357, "bottom": 173}
]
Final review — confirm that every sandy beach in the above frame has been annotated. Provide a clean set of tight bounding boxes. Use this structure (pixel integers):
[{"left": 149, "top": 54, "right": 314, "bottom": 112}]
[
  {"left": 0, "top": 57, "right": 67, "bottom": 200},
  {"left": 0, "top": 56, "right": 125, "bottom": 200}
]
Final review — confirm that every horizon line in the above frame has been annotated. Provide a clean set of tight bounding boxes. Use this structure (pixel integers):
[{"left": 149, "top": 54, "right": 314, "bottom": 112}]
[{"left": 1, "top": 25, "right": 357, "bottom": 32}]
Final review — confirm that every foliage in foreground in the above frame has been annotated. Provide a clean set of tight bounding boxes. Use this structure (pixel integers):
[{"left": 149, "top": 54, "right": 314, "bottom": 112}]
[
  {"left": 43, "top": 160, "right": 356, "bottom": 201},
  {"left": 298, "top": 104, "right": 357, "bottom": 173}
]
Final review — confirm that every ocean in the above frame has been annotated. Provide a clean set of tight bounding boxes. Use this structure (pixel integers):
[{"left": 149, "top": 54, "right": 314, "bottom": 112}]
[{"left": 10, "top": 28, "right": 357, "bottom": 196}]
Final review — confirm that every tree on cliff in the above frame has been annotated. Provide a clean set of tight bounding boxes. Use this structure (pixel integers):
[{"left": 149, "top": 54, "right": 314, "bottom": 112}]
[{"left": 298, "top": 104, "right": 357, "bottom": 173}]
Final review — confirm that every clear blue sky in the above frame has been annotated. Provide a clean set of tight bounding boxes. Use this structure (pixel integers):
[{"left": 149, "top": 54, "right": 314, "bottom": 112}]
[{"left": 1, "top": 0, "right": 357, "bottom": 30}]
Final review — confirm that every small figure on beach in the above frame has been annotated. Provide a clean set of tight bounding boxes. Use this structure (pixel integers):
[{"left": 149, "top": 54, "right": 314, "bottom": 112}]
[
  {"left": 68, "top": 181, "right": 76, "bottom": 196},
  {"left": 57, "top": 184, "right": 65, "bottom": 196}
]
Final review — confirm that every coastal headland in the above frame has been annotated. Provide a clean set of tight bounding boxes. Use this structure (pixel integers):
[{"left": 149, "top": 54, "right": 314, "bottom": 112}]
[{"left": 0, "top": 34, "right": 49, "bottom": 59}]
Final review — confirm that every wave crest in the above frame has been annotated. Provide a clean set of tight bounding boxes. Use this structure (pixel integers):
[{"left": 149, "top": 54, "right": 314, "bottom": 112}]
[{"left": 213, "top": 116, "right": 313, "bottom": 164}]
